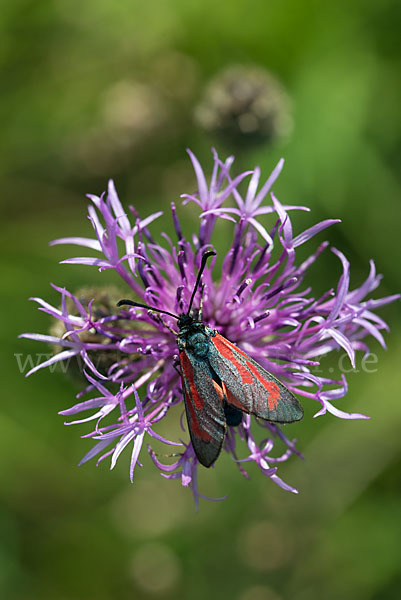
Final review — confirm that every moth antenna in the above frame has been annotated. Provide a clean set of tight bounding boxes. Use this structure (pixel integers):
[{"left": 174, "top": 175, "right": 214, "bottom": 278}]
[
  {"left": 187, "top": 250, "right": 216, "bottom": 315},
  {"left": 117, "top": 299, "right": 179, "bottom": 320}
]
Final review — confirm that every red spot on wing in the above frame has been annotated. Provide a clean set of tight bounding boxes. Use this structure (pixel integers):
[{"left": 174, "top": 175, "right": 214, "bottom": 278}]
[
  {"left": 186, "top": 397, "right": 211, "bottom": 442},
  {"left": 212, "top": 334, "right": 253, "bottom": 384},
  {"left": 214, "top": 334, "right": 250, "bottom": 359},
  {"left": 213, "top": 333, "right": 280, "bottom": 411},
  {"left": 245, "top": 360, "right": 280, "bottom": 410},
  {"left": 179, "top": 351, "right": 211, "bottom": 442},
  {"left": 180, "top": 351, "right": 204, "bottom": 410}
]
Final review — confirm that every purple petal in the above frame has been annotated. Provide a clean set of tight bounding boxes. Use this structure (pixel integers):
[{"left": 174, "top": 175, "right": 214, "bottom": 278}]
[
  {"left": 180, "top": 194, "right": 202, "bottom": 208},
  {"left": 325, "top": 328, "right": 356, "bottom": 368},
  {"left": 25, "top": 349, "right": 77, "bottom": 377},
  {"left": 110, "top": 430, "right": 137, "bottom": 470},
  {"left": 130, "top": 432, "right": 145, "bottom": 482},
  {"left": 59, "top": 397, "right": 109, "bottom": 415},
  {"left": 64, "top": 403, "right": 116, "bottom": 425},
  {"left": 186, "top": 149, "right": 209, "bottom": 206},
  {"left": 254, "top": 158, "right": 284, "bottom": 208},
  {"left": 19, "top": 332, "right": 68, "bottom": 344},
  {"left": 328, "top": 248, "right": 350, "bottom": 322},
  {"left": 347, "top": 260, "right": 378, "bottom": 303},
  {"left": 135, "top": 211, "right": 163, "bottom": 232},
  {"left": 148, "top": 430, "right": 182, "bottom": 446},
  {"left": 270, "top": 473, "right": 298, "bottom": 494},
  {"left": 248, "top": 217, "right": 274, "bottom": 245},
  {"left": 83, "top": 370, "right": 113, "bottom": 398},
  {"left": 108, "top": 179, "right": 131, "bottom": 232},
  {"left": 353, "top": 317, "right": 386, "bottom": 348},
  {"left": 60, "top": 257, "right": 111, "bottom": 268},
  {"left": 293, "top": 219, "right": 341, "bottom": 248},
  {"left": 78, "top": 438, "right": 113, "bottom": 466},
  {"left": 87, "top": 205, "right": 105, "bottom": 241},
  {"left": 271, "top": 194, "right": 293, "bottom": 246},
  {"left": 219, "top": 170, "right": 253, "bottom": 207},
  {"left": 50, "top": 237, "right": 102, "bottom": 251},
  {"left": 147, "top": 445, "right": 182, "bottom": 472},
  {"left": 255, "top": 204, "right": 310, "bottom": 215},
  {"left": 82, "top": 351, "right": 108, "bottom": 380},
  {"left": 244, "top": 168, "right": 260, "bottom": 209},
  {"left": 362, "top": 295, "right": 400, "bottom": 309},
  {"left": 320, "top": 399, "right": 370, "bottom": 420}
]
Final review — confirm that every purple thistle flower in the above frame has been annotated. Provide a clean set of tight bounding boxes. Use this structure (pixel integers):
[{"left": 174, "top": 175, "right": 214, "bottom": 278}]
[{"left": 20, "top": 149, "right": 399, "bottom": 506}]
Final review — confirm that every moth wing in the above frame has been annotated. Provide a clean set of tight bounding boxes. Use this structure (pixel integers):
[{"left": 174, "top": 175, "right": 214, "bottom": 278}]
[
  {"left": 179, "top": 350, "right": 226, "bottom": 467},
  {"left": 208, "top": 332, "right": 303, "bottom": 423}
]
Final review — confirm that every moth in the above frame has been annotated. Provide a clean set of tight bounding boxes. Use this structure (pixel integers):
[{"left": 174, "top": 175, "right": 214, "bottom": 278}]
[{"left": 118, "top": 251, "right": 303, "bottom": 467}]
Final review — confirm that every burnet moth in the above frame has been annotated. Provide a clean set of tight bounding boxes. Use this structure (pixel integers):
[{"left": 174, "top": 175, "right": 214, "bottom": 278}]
[{"left": 118, "top": 251, "right": 303, "bottom": 468}]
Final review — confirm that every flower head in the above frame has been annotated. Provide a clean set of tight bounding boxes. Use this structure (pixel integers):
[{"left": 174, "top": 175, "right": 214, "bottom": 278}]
[
  {"left": 194, "top": 65, "right": 292, "bottom": 147},
  {"left": 21, "top": 149, "right": 399, "bottom": 505}
]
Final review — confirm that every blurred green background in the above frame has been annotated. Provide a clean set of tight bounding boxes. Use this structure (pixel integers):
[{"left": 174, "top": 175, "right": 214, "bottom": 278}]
[{"left": 1, "top": 1, "right": 401, "bottom": 599}]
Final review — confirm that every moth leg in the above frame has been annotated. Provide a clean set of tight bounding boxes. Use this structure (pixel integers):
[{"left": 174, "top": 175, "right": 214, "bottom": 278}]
[
  {"left": 172, "top": 358, "right": 181, "bottom": 375},
  {"left": 153, "top": 314, "right": 178, "bottom": 336}
]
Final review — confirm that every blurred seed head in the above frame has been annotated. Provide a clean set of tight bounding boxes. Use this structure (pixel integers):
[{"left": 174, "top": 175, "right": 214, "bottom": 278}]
[{"left": 195, "top": 65, "right": 292, "bottom": 148}]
